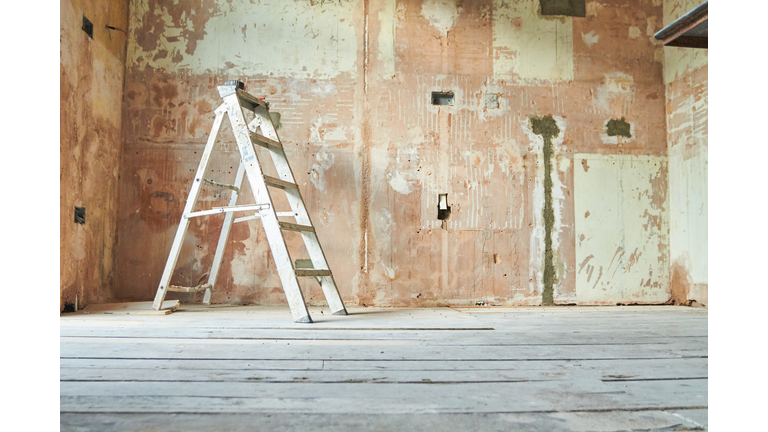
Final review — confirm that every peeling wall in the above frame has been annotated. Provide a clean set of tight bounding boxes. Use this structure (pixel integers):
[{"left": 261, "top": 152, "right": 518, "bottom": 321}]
[
  {"left": 663, "top": 0, "right": 707, "bottom": 305},
  {"left": 574, "top": 154, "right": 669, "bottom": 304},
  {"left": 114, "top": 0, "right": 669, "bottom": 307},
  {"left": 61, "top": 0, "right": 129, "bottom": 311}
]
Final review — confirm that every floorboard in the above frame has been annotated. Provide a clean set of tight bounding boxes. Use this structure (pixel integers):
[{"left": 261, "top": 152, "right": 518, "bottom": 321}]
[{"left": 61, "top": 306, "right": 708, "bottom": 431}]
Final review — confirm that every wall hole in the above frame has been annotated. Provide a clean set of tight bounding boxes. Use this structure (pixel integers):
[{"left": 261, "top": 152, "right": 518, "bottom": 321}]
[
  {"left": 540, "top": 0, "right": 586, "bottom": 17},
  {"left": 82, "top": 15, "right": 94, "bottom": 39},
  {"left": 431, "top": 92, "right": 454, "bottom": 106},
  {"left": 437, "top": 194, "right": 451, "bottom": 220},
  {"left": 74, "top": 207, "right": 86, "bottom": 224}
]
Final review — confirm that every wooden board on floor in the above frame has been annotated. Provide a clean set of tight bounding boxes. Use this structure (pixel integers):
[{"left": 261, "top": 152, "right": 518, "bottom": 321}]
[
  {"left": 60, "top": 306, "right": 708, "bottom": 430},
  {"left": 78, "top": 300, "right": 180, "bottom": 315}
]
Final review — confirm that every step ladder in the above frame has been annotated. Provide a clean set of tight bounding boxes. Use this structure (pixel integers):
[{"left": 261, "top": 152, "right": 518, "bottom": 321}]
[{"left": 152, "top": 80, "right": 347, "bottom": 323}]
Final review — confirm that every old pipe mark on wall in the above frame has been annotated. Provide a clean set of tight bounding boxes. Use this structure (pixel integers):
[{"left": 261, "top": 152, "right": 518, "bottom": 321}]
[{"left": 529, "top": 115, "right": 560, "bottom": 306}]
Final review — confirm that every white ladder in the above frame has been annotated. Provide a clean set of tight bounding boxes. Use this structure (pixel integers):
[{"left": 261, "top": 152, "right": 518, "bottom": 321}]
[{"left": 152, "top": 80, "right": 347, "bottom": 323}]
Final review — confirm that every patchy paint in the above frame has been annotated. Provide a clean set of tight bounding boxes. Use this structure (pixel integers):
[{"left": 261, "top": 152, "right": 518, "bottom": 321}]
[
  {"left": 421, "top": 0, "right": 460, "bottom": 36},
  {"left": 377, "top": 0, "right": 397, "bottom": 78},
  {"left": 127, "top": 0, "right": 359, "bottom": 79},
  {"left": 581, "top": 31, "right": 599, "bottom": 48},
  {"left": 574, "top": 154, "right": 669, "bottom": 304},
  {"left": 664, "top": 0, "right": 707, "bottom": 305},
  {"left": 61, "top": 0, "right": 128, "bottom": 311},
  {"left": 113, "top": 0, "right": 669, "bottom": 308},
  {"left": 662, "top": 0, "right": 708, "bottom": 84},
  {"left": 493, "top": 0, "right": 574, "bottom": 81},
  {"left": 593, "top": 72, "right": 635, "bottom": 116},
  {"left": 628, "top": 26, "right": 641, "bottom": 39}
]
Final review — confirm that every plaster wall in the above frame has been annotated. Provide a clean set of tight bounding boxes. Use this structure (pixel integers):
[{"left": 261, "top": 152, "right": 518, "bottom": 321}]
[
  {"left": 663, "top": 0, "right": 707, "bottom": 305},
  {"left": 115, "top": 0, "right": 669, "bottom": 307},
  {"left": 60, "top": 0, "right": 129, "bottom": 311}
]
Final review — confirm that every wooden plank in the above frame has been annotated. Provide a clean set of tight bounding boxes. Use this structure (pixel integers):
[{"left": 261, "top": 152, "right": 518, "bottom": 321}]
[
  {"left": 58, "top": 326, "right": 706, "bottom": 346},
  {"left": 279, "top": 221, "right": 315, "bottom": 233},
  {"left": 79, "top": 301, "right": 180, "bottom": 315},
  {"left": 295, "top": 269, "right": 332, "bottom": 277},
  {"left": 168, "top": 284, "right": 211, "bottom": 293},
  {"left": 59, "top": 338, "right": 707, "bottom": 361},
  {"left": 58, "top": 357, "right": 707, "bottom": 374},
  {"left": 263, "top": 175, "right": 297, "bottom": 190},
  {"left": 250, "top": 132, "right": 282, "bottom": 150},
  {"left": 59, "top": 379, "right": 707, "bottom": 413},
  {"left": 59, "top": 411, "right": 707, "bottom": 431},
  {"left": 60, "top": 361, "right": 708, "bottom": 383}
]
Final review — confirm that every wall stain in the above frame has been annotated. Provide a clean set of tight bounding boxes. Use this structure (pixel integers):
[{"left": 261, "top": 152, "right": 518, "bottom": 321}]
[{"left": 530, "top": 115, "right": 560, "bottom": 306}]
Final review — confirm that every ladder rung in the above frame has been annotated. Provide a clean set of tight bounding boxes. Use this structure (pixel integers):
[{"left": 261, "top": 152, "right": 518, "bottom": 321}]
[
  {"left": 295, "top": 269, "right": 332, "bottom": 277},
  {"left": 233, "top": 214, "right": 260, "bottom": 223},
  {"left": 203, "top": 179, "right": 239, "bottom": 192},
  {"left": 276, "top": 212, "right": 295, "bottom": 217},
  {"left": 168, "top": 283, "right": 212, "bottom": 293},
  {"left": 264, "top": 175, "right": 298, "bottom": 190},
  {"left": 250, "top": 132, "right": 283, "bottom": 150},
  {"left": 236, "top": 89, "right": 269, "bottom": 110},
  {"left": 279, "top": 221, "right": 315, "bottom": 233},
  {"left": 185, "top": 204, "right": 270, "bottom": 219}
]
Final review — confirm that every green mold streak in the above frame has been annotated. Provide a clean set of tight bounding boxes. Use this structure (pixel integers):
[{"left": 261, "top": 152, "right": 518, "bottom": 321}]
[
  {"left": 530, "top": 115, "right": 560, "bottom": 306},
  {"left": 606, "top": 117, "right": 631, "bottom": 138}
]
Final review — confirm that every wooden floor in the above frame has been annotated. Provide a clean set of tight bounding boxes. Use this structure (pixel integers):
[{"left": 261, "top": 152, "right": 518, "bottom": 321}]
[{"left": 60, "top": 305, "right": 708, "bottom": 431}]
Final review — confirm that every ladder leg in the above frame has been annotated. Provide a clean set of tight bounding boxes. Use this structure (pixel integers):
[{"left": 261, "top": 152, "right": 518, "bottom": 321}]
[
  {"left": 203, "top": 162, "right": 246, "bottom": 305},
  {"left": 253, "top": 106, "right": 348, "bottom": 315},
  {"left": 222, "top": 94, "right": 313, "bottom": 323},
  {"left": 153, "top": 105, "right": 227, "bottom": 310}
]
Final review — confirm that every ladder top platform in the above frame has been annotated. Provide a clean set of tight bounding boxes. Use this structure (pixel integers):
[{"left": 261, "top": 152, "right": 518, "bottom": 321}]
[{"left": 217, "top": 84, "right": 269, "bottom": 109}]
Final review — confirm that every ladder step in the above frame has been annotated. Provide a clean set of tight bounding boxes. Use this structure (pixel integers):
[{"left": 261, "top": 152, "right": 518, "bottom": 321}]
[
  {"left": 250, "top": 132, "right": 283, "bottom": 150},
  {"left": 279, "top": 221, "right": 315, "bottom": 233},
  {"left": 203, "top": 179, "right": 239, "bottom": 192},
  {"left": 185, "top": 204, "right": 270, "bottom": 219},
  {"left": 295, "top": 269, "right": 332, "bottom": 277},
  {"left": 168, "top": 283, "right": 212, "bottom": 293},
  {"left": 236, "top": 89, "right": 269, "bottom": 110},
  {"left": 264, "top": 175, "right": 298, "bottom": 190}
]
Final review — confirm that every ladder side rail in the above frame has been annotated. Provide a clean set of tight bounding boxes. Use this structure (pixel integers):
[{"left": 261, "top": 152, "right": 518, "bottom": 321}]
[
  {"left": 222, "top": 93, "right": 313, "bottom": 323},
  {"left": 153, "top": 104, "right": 227, "bottom": 310},
  {"left": 252, "top": 105, "right": 348, "bottom": 316},
  {"left": 203, "top": 162, "right": 246, "bottom": 305}
]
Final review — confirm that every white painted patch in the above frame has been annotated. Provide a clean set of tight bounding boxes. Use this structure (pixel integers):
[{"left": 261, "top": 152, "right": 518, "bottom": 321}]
[
  {"left": 309, "top": 149, "right": 335, "bottom": 194},
  {"left": 230, "top": 248, "right": 255, "bottom": 287},
  {"left": 127, "top": 0, "right": 358, "bottom": 78},
  {"left": 310, "top": 115, "right": 349, "bottom": 143},
  {"left": 586, "top": 1, "right": 604, "bottom": 17},
  {"left": 593, "top": 71, "right": 635, "bottom": 116},
  {"left": 574, "top": 154, "right": 669, "bottom": 304},
  {"left": 581, "top": 31, "right": 599, "bottom": 48},
  {"left": 646, "top": 17, "right": 659, "bottom": 37},
  {"left": 669, "top": 143, "right": 707, "bottom": 284},
  {"left": 389, "top": 171, "right": 414, "bottom": 195},
  {"left": 378, "top": 0, "right": 397, "bottom": 77},
  {"left": 493, "top": 0, "right": 573, "bottom": 82},
  {"left": 421, "top": 0, "right": 460, "bottom": 36},
  {"left": 628, "top": 26, "right": 642, "bottom": 39}
]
